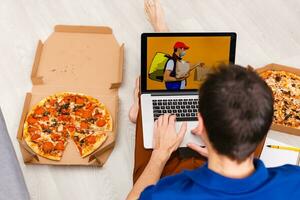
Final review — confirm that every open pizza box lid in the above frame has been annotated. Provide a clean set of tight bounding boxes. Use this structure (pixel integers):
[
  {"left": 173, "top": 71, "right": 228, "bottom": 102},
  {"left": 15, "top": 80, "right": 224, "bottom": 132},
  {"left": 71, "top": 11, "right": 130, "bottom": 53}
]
[
  {"left": 255, "top": 63, "right": 300, "bottom": 137},
  {"left": 17, "top": 25, "right": 124, "bottom": 166}
]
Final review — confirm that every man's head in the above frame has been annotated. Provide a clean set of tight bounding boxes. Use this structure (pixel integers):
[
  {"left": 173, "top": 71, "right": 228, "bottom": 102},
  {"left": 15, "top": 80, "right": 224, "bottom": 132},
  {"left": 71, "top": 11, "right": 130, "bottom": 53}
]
[
  {"left": 173, "top": 42, "right": 189, "bottom": 57},
  {"left": 197, "top": 64, "right": 274, "bottom": 161}
]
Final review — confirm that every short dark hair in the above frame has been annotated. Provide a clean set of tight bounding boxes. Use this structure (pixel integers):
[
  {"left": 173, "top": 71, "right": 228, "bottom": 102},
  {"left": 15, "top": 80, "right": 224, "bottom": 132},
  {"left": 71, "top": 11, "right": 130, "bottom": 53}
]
[{"left": 198, "top": 64, "right": 274, "bottom": 161}]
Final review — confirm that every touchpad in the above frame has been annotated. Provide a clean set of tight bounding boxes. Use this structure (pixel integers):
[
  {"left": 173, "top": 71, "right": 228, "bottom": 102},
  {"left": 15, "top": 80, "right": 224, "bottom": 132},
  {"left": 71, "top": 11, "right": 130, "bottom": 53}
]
[{"left": 175, "top": 121, "right": 204, "bottom": 147}]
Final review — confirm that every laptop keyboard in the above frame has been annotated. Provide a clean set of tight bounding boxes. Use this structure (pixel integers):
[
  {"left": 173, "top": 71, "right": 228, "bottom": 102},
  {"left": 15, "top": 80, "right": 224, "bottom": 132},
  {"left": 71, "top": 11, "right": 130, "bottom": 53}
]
[{"left": 152, "top": 98, "right": 198, "bottom": 121}]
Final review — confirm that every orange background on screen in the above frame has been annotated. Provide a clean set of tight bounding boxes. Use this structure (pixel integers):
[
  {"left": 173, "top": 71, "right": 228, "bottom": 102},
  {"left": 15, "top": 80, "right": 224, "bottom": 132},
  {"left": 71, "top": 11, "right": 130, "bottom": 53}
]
[{"left": 147, "top": 36, "right": 232, "bottom": 90}]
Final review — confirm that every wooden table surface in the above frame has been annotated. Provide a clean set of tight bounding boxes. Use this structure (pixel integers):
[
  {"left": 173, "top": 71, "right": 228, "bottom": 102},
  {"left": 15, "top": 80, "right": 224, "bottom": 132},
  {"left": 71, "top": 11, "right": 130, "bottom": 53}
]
[{"left": 1, "top": 0, "right": 300, "bottom": 199}]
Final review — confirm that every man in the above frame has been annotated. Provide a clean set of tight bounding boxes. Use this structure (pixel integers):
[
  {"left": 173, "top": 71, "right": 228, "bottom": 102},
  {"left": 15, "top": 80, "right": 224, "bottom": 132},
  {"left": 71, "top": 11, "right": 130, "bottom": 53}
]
[
  {"left": 127, "top": 65, "right": 300, "bottom": 199},
  {"left": 163, "top": 42, "right": 190, "bottom": 90}
]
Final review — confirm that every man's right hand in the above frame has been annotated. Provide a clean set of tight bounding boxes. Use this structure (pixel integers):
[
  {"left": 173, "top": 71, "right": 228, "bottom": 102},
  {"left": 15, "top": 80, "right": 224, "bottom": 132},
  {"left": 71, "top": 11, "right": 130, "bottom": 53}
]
[{"left": 187, "top": 126, "right": 208, "bottom": 158}]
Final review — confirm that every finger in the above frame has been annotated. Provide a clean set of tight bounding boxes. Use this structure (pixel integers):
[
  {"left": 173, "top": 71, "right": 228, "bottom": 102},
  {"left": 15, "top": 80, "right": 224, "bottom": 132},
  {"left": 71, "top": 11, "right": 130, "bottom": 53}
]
[
  {"left": 163, "top": 114, "right": 170, "bottom": 127},
  {"left": 154, "top": 119, "right": 158, "bottom": 129},
  {"left": 157, "top": 115, "right": 163, "bottom": 127},
  {"left": 169, "top": 115, "right": 176, "bottom": 126},
  {"left": 187, "top": 143, "right": 208, "bottom": 157},
  {"left": 153, "top": 120, "right": 159, "bottom": 148},
  {"left": 191, "top": 127, "right": 198, "bottom": 135},
  {"left": 178, "top": 122, "right": 187, "bottom": 141}
]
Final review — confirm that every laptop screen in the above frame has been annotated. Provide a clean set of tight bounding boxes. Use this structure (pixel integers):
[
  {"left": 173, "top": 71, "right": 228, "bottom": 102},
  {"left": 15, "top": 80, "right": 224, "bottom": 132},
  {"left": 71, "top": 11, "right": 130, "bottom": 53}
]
[{"left": 141, "top": 33, "right": 236, "bottom": 92}]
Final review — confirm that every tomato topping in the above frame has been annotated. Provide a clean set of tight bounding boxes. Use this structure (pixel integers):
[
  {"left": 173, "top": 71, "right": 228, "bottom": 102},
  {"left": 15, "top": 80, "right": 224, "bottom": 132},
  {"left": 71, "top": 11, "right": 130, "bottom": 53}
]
[
  {"left": 27, "top": 116, "right": 38, "bottom": 124},
  {"left": 82, "top": 110, "right": 92, "bottom": 118},
  {"left": 63, "top": 96, "right": 71, "bottom": 103},
  {"left": 49, "top": 99, "right": 56, "bottom": 106},
  {"left": 48, "top": 108, "right": 56, "bottom": 115},
  {"left": 42, "top": 142, "right": 54, "bottom": 153},
  {"left": 96, "top": 119, "right": 106, "bottom": 127},
  {"left": 31, "top": 134, "right": 40, "bottom": 141},
  {"left": 41, "top": 116, "right": 49, "bottom": 121},
  {"left": 80, "top": 121, "right": 89, "bottom": 129},
  {"left": 54, "top": 141, "right": 65, "bottom": 150},
  {"left": 28, "top": 126, "right": 39, "bottom": 133},
  {"left": 86, "top": 103, "right": 95, "bottom": 111},
  {"left": 57, "top": 115, "right": 71, "bottom": 122},
  {"left": 86, "top": 102, "right": 92, "bottom": 109},
  {"left": 57, "top": 115, "right": 64, "bottom": 121},
  {"left": 75, "top": 97, "right": 85, "bottom": 104},
  {"left": 40, "top": 124, "right": 47, "bottom": 130},
  {"left": 70, "top": 96, "right": 76, "bottom": 102},
  {"left": 66, "top": 125, "right": 75, "bottom": 133},
  {"left": 63, "top": 95, "right": 75, "bottom": 103},
  {"left": 35, "top": 107, "right": 45, "bottom": 115},
  {"left": 51, "top": 134, "right": 61, "bottom": 141},
  {"left": 85, "top": 135, "right": 97, "bottom": 144},
  {"left": 94, "top": 113, "right": 102, "bottom": 119},
  {"left": 75, "top": 110, "right": 83, "bottom": 117}
]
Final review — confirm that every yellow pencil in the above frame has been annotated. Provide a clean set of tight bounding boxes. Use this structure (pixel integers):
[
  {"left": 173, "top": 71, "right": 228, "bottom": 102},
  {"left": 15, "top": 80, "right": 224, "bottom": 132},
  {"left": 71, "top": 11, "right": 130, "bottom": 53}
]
[{"left": 267, "top": 145, "right": 300, "bottom": 152}]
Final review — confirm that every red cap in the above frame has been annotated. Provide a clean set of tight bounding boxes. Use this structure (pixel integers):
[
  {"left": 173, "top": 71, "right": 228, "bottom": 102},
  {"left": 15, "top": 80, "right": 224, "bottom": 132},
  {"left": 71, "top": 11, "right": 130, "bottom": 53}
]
[{"left": 173, "top": 42, "right": 189, "bottom": 50}]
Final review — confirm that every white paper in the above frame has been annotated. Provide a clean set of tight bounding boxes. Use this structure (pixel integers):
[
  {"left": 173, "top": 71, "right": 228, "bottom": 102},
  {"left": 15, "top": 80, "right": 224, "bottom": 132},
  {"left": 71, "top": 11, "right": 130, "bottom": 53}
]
[{"left": 260, "top": 137, "right": 300, "bottom": 167}]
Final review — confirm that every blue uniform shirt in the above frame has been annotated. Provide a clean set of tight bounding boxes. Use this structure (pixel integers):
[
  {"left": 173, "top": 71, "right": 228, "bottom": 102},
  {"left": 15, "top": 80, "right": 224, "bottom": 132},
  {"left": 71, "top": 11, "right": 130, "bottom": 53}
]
[{"left": 140, "top": 159, "right": 300, "bottom": 199}]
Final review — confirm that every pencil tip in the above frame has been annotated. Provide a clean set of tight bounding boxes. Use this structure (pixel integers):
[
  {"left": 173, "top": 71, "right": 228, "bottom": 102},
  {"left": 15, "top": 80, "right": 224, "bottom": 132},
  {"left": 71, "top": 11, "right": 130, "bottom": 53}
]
[{"left": 266, "top": 145, "right": 271, "bottom": 147}]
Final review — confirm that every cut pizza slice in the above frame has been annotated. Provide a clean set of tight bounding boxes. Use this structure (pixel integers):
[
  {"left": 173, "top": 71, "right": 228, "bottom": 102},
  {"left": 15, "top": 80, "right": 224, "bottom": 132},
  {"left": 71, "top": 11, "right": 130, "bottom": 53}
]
[{"left": 72, "top": 132, "right": 108, "bottom": 158}]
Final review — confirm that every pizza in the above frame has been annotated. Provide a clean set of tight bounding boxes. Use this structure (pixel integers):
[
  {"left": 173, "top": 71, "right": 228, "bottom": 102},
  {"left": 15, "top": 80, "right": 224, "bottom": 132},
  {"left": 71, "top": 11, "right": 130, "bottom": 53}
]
[
  {"left": 23, "top": 92, "right": 112, "bottom": 160},
  {"left": 259, "top": 70, "right": 300, "bottom": 129}
]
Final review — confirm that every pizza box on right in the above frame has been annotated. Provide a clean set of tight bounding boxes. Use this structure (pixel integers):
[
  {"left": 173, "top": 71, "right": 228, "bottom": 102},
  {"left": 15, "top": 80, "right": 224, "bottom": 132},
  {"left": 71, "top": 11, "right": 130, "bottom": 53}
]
[{"left": 256, "top": 63, "right": 300, "bottom": 136}]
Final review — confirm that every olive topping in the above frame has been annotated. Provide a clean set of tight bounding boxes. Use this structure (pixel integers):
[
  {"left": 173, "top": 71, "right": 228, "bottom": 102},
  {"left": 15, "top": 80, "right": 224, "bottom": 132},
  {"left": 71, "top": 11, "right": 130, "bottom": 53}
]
[
  {"left": 282, "top": 90, "right": 290, "bottom": 96},
  {"left": 284, "top": 114, "right": 292, "bottom": 120},
  {"left": 87, "top": 117, "right": 96, "bottom": 123},
  {"left": 43, "top": 111, "right": 50, "bottom": 116},
  {"left": 43, "top": 128, "right": 52, "bottom": 134},
  {"left": 73, "top": 136, "right": 79, "bottom": 141}
]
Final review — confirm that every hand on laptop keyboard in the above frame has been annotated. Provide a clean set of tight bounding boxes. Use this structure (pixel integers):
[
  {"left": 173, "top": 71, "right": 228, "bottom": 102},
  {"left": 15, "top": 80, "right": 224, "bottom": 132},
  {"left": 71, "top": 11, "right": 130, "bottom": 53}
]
[{"left": 152, "top": 114, "right": 187, "bottom": 158}]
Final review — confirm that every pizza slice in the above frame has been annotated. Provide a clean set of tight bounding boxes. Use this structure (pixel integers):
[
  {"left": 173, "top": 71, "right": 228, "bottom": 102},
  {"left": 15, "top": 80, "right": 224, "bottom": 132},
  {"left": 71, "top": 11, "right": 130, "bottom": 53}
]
[{"left": 72, "top": 132, "right": 108, "bottom": 158}]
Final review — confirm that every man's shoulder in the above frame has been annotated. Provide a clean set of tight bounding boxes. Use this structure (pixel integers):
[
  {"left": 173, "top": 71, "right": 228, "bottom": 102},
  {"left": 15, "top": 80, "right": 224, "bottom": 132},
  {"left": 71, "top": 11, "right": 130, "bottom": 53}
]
[
  {"left": 268, "top": 164, "right": 300, "bottom": 180},
  {"left": 268, "top": 164, "right": 300, "bottom": 187},
  {"left": 140, "top": 170, "right": 196, "bottom": 199},
  {"left": 156, "top": 170, "right": 192, "bottom": 188}
]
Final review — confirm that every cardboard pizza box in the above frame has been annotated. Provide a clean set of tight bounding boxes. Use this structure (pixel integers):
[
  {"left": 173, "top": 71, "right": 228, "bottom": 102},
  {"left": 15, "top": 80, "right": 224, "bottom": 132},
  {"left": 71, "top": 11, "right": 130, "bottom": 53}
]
[
  {"left": 17, "top": 25, "right": 124, "bottom": 166},
  {"left": 256, "top": 63, "right": 300, "bottom": 137}
]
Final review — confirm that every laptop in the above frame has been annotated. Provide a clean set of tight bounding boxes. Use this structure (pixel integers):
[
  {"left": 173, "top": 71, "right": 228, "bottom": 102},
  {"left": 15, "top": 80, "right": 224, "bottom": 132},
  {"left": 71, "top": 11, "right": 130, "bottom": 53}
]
[{"left": 141, "top": 32, "right": 237, "bottom": 149}]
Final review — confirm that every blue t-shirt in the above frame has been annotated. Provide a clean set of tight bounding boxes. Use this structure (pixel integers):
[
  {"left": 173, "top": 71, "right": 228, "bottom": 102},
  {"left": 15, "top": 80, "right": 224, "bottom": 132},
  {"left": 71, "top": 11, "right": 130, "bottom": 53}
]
[{"left": 140, "top": 159, "right": 300, "bottom": 200}]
